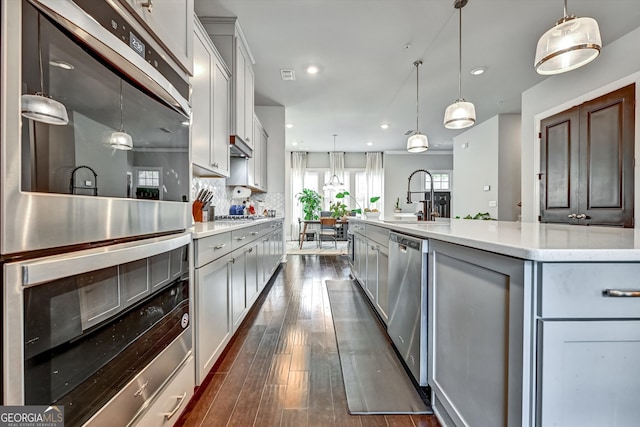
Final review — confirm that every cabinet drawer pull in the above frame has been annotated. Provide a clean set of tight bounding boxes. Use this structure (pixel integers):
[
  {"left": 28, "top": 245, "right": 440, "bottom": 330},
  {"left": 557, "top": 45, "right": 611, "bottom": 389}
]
[
  {"left": 603, "top": 289, "right": 640, "bottom": 297},
  {"left": 236, "top": 236, "right": 246, "bottom": 241},
  {"left": 567, "top": 213, "right": 577, "bottom": 219},
  {"left": 251, "top": 231, "right": 259, "bottom": 235},
  {"left": 211, "top": 244, "right": 226, "bottom": 250},
  {"left": 140, "top": 0, "right": 153, "bottom": 12},
  {"left": 163, "top": 392, "right": 187, "bottom": 420}
]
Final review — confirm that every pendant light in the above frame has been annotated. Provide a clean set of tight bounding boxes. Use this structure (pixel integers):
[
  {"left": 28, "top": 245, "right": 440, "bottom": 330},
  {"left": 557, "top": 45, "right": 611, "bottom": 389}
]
[
  {"left": 407, "top": 60, "right": 429, "bottom": 153},
  {"left": 534, "top": 0, "right": 601, "bottom": 75},
  {"left": 21, "top": 14, "right": 69, "bottom": 125},
  {"left": 324, "top": 134, "right": 344, "bottom": 190},
  {"left": 108, "top": 79, "right": 133, "bottom": 150},
  {"left": 443, "top": 0, "right": 476, "bottom": 130}
]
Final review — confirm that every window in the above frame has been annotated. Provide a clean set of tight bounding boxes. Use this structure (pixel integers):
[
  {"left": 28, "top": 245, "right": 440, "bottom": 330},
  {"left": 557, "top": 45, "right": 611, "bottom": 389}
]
[
  {"left": 354, "top": 171, "right": 366, "bottom": 210},
  {"left": 425, "top": 172, "right": 450, "bottom": 191},
  {"left": 138, "top": 170, "right": 160, "bottom": 187},
  {"left": 323, "top": 171, "right": 350, "bottom": 210}
]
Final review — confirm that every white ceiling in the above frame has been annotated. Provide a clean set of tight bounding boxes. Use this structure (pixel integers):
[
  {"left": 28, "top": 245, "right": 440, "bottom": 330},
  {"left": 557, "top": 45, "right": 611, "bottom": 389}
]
[{"left": 194, "top": 0, "right": 640, "bottom": 153}]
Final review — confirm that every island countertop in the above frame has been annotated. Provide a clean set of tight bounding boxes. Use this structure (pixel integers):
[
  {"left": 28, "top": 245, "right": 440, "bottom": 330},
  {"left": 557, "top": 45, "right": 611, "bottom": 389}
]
[{"left": 352, "top": 218, "right": 640, "bottom": 262}]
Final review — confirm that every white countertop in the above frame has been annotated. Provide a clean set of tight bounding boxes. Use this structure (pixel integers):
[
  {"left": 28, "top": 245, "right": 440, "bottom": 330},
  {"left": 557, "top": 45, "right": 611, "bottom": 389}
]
[
  {"left": 191, "top": 217, "right": 283, "bottom": 239},
  {"left": 354, "top": 218, "right": 640, "bottom": 262}
]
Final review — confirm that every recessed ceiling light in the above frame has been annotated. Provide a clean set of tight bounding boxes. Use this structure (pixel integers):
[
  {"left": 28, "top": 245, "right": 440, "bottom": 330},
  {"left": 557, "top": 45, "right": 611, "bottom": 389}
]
[
  {"left": 286, "top": 123, "right": 294, "bottom": 128},
  {"left": 306, "top": 65, "right": 319, "bottom": 74},
  {"left": 380, "top": 124, "right": 389, "bottom": 129},
  {"left": 49, "top": 60, "right": 74, "bottom": 70},
  {"left": 291, "top": 141, "right": 298, "bottom": 146},
  {"left": 367, "top": 141, "right": 373, "bottom": 146},
  {"left": 470, "top": 67, "right": 486, "bottom": 76}
]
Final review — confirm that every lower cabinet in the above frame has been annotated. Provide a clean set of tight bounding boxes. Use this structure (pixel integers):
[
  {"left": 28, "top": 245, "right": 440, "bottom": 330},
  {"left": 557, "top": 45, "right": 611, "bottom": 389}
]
[
  {"left": 231, "top": 249, "right": 247, "bottom": 332},
  {"left": 537, "top": 320, "right": 640, "bottom": 427},
  {"left": 193, "top": 220, "right": 284, "bottom": 388},
  {"left": 195, "top": 256, "right": 232, "bottom": 384},
  {"left": 133, "top": 356, "right": 195, "bottom": 427},
  {"left": 429, "top": 240, "right": 529, "bottom": 427}
]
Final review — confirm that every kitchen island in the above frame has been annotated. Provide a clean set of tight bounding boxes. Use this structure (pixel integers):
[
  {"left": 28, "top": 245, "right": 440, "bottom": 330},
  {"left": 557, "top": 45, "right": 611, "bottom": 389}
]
[{"left": 350, "top": 218, "right": 640, "bottom": 427}]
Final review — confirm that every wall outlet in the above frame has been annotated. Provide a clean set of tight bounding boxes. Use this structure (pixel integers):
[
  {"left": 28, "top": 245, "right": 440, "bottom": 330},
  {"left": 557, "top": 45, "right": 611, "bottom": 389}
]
[
  {"left": 461, "top": 142, "right": 469, "bottom": 150},
  {"left": 489, "top": 200, "right": 497, "bottom": 207},
  {"left": 483, "top": 185, "right": 491, "bottom": 191}
]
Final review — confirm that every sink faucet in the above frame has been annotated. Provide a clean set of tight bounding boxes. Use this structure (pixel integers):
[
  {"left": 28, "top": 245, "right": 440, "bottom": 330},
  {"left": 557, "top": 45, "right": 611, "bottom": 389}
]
[{"left": 407, "top": 169, "right": 435, "bottom": 221}]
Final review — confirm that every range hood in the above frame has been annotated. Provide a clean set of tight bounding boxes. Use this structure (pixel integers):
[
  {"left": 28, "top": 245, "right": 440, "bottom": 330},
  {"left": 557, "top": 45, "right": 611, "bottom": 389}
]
[{"left": 230, "top": 135, "right": 253, "bottom": 158}]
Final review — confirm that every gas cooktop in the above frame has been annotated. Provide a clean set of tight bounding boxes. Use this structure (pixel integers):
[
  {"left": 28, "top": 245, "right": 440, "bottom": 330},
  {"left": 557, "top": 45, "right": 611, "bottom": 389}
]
[{"left": 214, "top": 215, "right": 265, "bottom": 221}]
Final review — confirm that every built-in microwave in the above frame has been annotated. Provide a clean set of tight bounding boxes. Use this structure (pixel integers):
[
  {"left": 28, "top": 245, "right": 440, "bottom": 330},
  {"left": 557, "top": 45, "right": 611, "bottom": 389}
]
[{"left": 1, "top": 0, "right": 192, "bottom": 256}]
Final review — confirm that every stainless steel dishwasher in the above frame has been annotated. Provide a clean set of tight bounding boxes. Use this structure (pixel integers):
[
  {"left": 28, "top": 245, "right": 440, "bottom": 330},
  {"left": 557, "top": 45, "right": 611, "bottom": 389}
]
[{"left": 388, "top": 232, "right": 429, "bottom": 386}]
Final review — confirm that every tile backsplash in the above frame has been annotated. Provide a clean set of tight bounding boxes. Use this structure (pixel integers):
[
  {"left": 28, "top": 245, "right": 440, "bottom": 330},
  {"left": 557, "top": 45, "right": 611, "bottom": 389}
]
[{"left": 193, "top": 177, "right": 284, "bottom": 217}]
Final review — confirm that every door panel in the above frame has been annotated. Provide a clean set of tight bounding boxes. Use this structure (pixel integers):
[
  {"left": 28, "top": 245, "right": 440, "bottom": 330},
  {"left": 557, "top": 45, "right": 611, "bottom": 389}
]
[
  {"left": 580, "top": 84, "right": 635, "bottom": 227},
  {"left": 540, "top": 83, "right": 634, "bottom": 227},
  {"left": 540, "top": 109, "right": 580, "bottom": 223}
]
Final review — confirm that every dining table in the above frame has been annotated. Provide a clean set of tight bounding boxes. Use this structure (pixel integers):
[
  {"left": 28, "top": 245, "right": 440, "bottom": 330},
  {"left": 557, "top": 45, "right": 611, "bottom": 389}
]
[{"left": 299, "top": 218, "right": 350, "bottom": 249}]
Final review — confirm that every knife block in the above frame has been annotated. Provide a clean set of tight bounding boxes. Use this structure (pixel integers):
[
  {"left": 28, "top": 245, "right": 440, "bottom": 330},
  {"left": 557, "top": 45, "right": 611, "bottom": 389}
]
[{"left": 192, "top": 201, "right": 204, "bottom": 222}]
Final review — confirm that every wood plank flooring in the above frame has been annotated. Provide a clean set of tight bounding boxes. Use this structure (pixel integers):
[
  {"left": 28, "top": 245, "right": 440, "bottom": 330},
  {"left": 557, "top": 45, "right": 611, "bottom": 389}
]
[{"left": 176, "top": 255, "right": 441, "bottom": 427}]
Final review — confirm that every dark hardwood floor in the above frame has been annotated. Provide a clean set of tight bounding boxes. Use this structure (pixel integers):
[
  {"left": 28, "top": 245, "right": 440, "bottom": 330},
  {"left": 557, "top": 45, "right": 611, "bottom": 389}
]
[{"left": 176, "top": 254, "right": 441, "bottom": 427}]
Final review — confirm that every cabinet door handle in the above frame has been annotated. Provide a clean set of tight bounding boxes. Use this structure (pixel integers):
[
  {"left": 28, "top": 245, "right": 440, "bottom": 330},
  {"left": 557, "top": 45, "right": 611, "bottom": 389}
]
[
  {"left": 603, "top": 289, "right": 640, "bottom": 297},
  {"left": 246, "top": 247, "right": 253, "bottom": 254},
  {"left": 163, "top": 392, "right": 187, "bottom": 420},
  {"left": 567, "top": 213, "right": 577, "bottom": 219},
  {"left": 140, "top": 0, "right": 153, "bottom": 12},
  {"left": 211, "top": 244, "right": 226, "bottom": 250},
  {"left": 213, "top": 162, "right": 219, "bottom": 168},
  {"left": 576, "top": 213, "right": 587, "bottom": 219}
]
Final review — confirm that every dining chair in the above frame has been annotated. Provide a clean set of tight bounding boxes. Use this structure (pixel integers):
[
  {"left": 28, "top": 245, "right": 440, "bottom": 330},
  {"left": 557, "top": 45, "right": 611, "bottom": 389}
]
[{"left": 318, "top": 217, "right": 337, "bottom": 248}]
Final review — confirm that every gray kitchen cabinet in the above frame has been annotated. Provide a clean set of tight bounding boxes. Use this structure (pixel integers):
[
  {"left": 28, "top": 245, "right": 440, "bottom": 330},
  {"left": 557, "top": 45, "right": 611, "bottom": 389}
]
[
  {"left": 195, "top": 255, "right": 232, "bottom": 384},
  {"left": 429, "top": 240, "right": 530, "bottom": 427},
  {"left": 231, "top": 245, "right": 247, "bottom": 332},
  {"left": 192, "top": 18, "right": 230, "bottom": 178},
  {"left": 535, "top": 262, "right": 640, "bottom": 427},
  {"left": 375, "top": 244, "right": 389, "bottom": 322},
  {"left": 245, "top": 242, "right": 259, "bottom": 307},
  {"left": 537, "top": 320, "right": 640, "bottom": 427},
  {"left": 120, "top": 0, "right": 193, "bottom": 75},
  {"left": 365, "top": 241, "right": 377, "bottom": 303},
  {"left": 200, "top": 17, "right": 255, "bottom": 148}
]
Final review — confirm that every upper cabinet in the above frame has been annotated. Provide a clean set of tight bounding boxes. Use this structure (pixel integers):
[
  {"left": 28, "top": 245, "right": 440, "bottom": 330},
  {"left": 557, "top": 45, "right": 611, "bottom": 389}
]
[
  {"left": 199, "top": 17, "right": 256, "bottom": 149},
  {"left": 192, "top": 17, "right": 231, "bottom": 177},
  {"left": 119, "top": 0, "right": 194, "bottom": 75},
  {"left": 227, "top": 115, "right": 268, "bottom": 192}
]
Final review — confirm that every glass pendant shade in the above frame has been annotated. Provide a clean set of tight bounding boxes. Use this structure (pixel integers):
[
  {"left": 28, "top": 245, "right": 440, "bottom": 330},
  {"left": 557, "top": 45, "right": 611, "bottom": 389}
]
[
  {"left": 21, "top": 93, "right": 69, "bottom": 125},
  {"left": 535, "top": 15, "right": 601, "bottom": 75},
  {"left": 444, "top": 99, "right": 476, "bottom": 129},
  {"left": 407, "top": 133, "right": 428, "bottom": 153},
  {"left": 108, "top": 131, "right": 133, "bottom": 150}
]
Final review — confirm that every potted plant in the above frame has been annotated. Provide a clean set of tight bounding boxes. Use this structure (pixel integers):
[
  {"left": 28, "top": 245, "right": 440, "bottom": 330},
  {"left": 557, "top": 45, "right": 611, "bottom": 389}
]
[
  {"left": 296, "top": 188, "right": 322, "bottom": 220},
  {"left": 335, "top": 191, "right": 380, "bottom": 218},
  {"left": 329, "top": 201, "right": 349, "bottom": 219},
  {"left": 394, "top": 197, "right": 402, "bottom": 213}
]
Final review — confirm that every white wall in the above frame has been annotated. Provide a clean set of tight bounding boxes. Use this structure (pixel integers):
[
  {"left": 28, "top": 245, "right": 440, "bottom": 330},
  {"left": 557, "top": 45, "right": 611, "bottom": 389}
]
[
  {"left": 453, "top": 116, "right": 500, "bottom": 219},
  {"left": 521, "top": 26, "right": 640, "bottom": 224},
  {"left": 383, "top": 152, "right": 453, "bottom": 215}
]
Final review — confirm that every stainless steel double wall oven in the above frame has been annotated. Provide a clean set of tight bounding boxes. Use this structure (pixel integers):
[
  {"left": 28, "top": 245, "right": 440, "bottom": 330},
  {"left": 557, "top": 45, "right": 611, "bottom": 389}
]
[{"left": 2, "top": 0, "right": 193, "bottom": 425}]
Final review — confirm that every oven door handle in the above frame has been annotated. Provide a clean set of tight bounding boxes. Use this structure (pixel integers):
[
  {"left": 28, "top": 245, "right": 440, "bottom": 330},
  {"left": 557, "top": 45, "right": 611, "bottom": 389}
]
[
  {"left": 163, "top": 392, "right": 187, "bottom": 420},
  {"left": 16, "top": 232, "right": 191, "bottom": 287}
]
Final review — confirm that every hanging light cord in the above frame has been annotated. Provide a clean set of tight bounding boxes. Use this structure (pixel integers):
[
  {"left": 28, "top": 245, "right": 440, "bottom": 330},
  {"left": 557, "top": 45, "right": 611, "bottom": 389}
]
[
  {"left": 414, "top": 60, "right": 422, "bottom": 133},
  {"left": 119, "top": 79, "right": 124, "bottom": 131},
  {"left": 457, "top": 5, "right": 462, "bottom": 100},
  {"left": 37, "top": 14, "right": 45, "bottom": 96}
]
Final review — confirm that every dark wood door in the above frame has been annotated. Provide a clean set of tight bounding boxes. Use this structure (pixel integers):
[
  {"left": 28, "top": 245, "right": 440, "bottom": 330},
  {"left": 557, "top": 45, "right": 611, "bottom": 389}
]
[{"left": 540, "top": 84, "right": 635, "bottom": 227}]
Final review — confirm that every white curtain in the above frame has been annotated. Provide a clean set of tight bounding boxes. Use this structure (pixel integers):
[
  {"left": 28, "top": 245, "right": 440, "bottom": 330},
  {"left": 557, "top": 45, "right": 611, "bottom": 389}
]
[
  {"left": 291, "top": 152, "right": 307, "bottom": 221},
  {"left": 365, "top": 152, "right": 383, "bottom": 212},
  {"left": 328, "top": 152, "right": 345, "bottom": 184}
]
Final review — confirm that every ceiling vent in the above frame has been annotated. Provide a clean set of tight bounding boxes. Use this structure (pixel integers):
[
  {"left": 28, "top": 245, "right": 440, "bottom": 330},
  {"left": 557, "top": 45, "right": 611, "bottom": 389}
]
[
  {"left": 280, "top": 69, "right": 295, "bottom": 81},
  {"left": 404, "top": 130, "right": 414, "bottom": 136}
]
